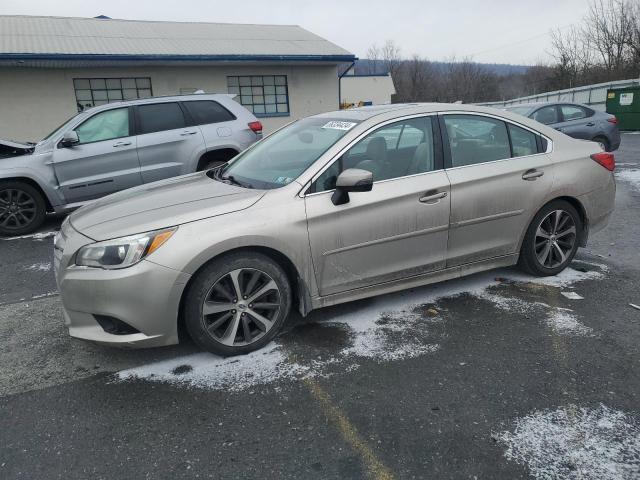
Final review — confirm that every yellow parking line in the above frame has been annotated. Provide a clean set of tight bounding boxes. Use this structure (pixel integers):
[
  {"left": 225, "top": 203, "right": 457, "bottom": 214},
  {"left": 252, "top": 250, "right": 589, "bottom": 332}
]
[{"left": 304, "top": 378, "right": 396, "bottom": 480}]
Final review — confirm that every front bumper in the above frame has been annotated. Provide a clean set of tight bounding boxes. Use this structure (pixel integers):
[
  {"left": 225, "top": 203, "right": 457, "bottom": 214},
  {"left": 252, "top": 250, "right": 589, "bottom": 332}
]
[{"left": 54, "top": 223, "right": 190, "bottom": 348}]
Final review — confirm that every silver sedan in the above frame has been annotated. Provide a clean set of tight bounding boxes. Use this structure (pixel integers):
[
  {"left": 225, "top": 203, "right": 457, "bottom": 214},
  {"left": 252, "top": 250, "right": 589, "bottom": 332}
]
[{"left": 54, "top": 103, "right": 616, "bottom": 356}]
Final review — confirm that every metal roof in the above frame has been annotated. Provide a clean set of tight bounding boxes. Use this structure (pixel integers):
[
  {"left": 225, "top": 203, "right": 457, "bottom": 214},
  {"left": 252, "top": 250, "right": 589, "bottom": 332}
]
[{"left": 0, "top": 15, "right": 355, "bottom": 64}]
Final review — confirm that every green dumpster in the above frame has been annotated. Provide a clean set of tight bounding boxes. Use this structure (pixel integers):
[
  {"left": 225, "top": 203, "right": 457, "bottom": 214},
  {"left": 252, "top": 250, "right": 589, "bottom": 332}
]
[{"left": 606, "top": 87, "right": 640, "bottom": 131}]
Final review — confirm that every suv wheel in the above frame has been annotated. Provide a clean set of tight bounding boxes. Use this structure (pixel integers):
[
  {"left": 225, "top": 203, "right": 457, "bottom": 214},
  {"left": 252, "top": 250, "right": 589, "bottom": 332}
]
[
  {"left": 518, "top": 200, "right": 581, "bottom": 276},
  {"left": 184, "top": 252, "right": 292, "bottom": 356},
  {"left": 0, "top": 181, "right": 46, "bottom": 236}
]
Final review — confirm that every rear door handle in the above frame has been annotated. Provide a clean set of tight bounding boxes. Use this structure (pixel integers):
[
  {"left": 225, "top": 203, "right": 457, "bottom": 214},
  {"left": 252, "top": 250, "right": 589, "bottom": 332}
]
[
  {"left": 113, "top": 141, "right": 132, "bottom": 147},
  {"left": 522, "top": 169, "right": 544, "bottom": 181},
  {"left": 419, "top": 191, "right": 447, "bottom": 203},
  {"left": 180, "top": 130, "right": 198, "bottom": 136}
]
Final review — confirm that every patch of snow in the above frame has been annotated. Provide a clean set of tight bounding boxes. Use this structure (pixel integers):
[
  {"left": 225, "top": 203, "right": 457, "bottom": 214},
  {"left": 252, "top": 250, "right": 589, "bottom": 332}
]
[
  {"left": 117, "top": 262, "right": 607, "bottom": 391},
  {"left": 505, "top": 265, "right": 606, "bottom": 288},
  {"left": 499, "top": 404, "right": 640, "bottom": 480},
  {"left": 30, "top": 291, "right": 58, "bottom": 300},
  {"left": 1, "top": 231, "right": 57, "bottom": 241},
  {"left": 561, "top": 291, "right": 584, "bottom": 300},
  {"left": 117, "top": 344, "right": 309, "bottom": 391},
  {"left": 24, "top": 262, "right": 51, "bottom": 272},
  {"left": 616, "top": 169, "right": 640, "bottom": 192},
  {"left": 545, "top": 309, "right": 593, "bottom": 336}
]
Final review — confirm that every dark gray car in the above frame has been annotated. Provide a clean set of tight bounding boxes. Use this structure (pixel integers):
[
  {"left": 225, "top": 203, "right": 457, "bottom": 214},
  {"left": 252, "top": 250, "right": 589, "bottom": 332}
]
[{"left": 505, "top": 102, "right": 620, "bottom": 152}]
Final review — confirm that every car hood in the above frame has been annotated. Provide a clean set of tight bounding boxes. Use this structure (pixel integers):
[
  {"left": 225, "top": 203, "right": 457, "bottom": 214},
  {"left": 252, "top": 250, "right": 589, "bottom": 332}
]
[
  {"left": 0, "top": 138, "right": 33, "bottom": 149},
  {"left": 70, "top": 172, "right": 266, "bottom": 241},
  {"left": 0, "top": 138, "right": 34, "bottom": 157}
]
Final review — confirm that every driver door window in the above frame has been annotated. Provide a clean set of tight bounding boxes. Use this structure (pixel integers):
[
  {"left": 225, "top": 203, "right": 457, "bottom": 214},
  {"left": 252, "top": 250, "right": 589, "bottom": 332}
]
[
  {"left": 314, "top": 117, "right": 436, "bottom": 192},
  {"left": 75, "top": 108, "right": 130, "bottom": 144}
]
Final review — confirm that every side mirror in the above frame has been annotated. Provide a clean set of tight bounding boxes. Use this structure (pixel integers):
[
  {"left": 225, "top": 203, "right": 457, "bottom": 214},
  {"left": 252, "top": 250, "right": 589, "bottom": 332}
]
[
  {"left": 60, "top": 131, "right": 79, "bottom": 148},
  {"left": 331, "top": 168, "right": 373, "bottom": 206}
]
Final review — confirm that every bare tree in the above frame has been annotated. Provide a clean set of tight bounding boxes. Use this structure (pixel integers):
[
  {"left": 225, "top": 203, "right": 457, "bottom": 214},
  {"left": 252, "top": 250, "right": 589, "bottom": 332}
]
[
  {"left": 366, "top": 44, "right": 381, "bottom": 74},
  {"left": 380, "top": 40, "right": 402, "bottom": 78},
  {"left": 582, "top": 0, "right": 633, "bottom": 76}
]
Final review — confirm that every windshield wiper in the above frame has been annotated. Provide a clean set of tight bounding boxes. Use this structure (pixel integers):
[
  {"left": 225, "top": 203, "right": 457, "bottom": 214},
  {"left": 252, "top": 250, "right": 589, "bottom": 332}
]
[{"left": 221, "top": 174, "right": 253, "bottom": 189}]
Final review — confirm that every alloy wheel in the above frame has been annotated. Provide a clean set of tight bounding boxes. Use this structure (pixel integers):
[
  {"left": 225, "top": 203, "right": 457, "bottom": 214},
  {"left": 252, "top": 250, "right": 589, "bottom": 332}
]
[
  {"left": 0, "top": 188, "right": 37, "bottom": 230},
  {"left": 534, "top": 209, "right": 577, "bottom": 269},
  {"left": 201, "top": 268, "right": 281, "bottom": 346}
]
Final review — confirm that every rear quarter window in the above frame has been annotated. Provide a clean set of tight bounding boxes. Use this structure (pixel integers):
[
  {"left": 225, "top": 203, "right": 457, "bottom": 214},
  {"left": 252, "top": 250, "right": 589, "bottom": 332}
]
[{"left": 183, "top": 100, "right": 236, "bottom": 125}]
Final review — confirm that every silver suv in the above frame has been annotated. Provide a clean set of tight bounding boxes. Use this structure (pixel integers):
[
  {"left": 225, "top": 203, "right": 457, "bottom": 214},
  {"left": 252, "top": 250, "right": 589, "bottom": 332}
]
[{"left": 0, "top": 94, "right": 262, "bottom": 235}]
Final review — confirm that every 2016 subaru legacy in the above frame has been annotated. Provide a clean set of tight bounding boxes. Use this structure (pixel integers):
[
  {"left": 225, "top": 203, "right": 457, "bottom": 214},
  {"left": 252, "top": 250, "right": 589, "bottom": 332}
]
[
  {"left": 505, "top": 102, "right": 620, "bottom": 152},
  {"left": 0, "top": 94, "right": 261, "bottom": 236},
  {"left": 54, "top": 104, "right": 615, "bottom": 356}
]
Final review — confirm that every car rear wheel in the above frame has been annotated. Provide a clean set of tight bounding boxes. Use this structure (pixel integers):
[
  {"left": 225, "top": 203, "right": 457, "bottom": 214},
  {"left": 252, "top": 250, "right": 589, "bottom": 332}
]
[
  {"left": 184, "top": 252, "right": 292, "bottom": 356},
  {"left": 518, "top": 200, "right": 581, "bottom": 276},
  {"left": 0, "top": 181, "right": 46, "bottom": 236},
  {"left": 593, "top": 136, "right": 610, "bottom": 152}
]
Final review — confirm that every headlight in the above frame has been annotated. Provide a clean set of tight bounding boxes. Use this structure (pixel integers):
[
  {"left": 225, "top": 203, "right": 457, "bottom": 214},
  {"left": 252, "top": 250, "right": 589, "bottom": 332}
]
[{"left": 74, "top": 228, "right": 176, "bottom": 269}]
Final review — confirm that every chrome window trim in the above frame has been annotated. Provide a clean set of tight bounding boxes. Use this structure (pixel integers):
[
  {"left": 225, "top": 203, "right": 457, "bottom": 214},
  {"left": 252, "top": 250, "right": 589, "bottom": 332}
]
[
  {"left": 299, "top": 109, "right": 554, "bottom": 197},
  {"left": 439, "top": 110, "right": 553, "bottom": 156},
  {"left": 299, "top": 112, "right": 439, "bottom": 197}
]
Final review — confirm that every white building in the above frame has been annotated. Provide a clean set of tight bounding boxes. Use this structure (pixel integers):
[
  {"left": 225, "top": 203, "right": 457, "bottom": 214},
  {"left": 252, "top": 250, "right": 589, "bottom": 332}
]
[
  {"left": 0, "top": 15, "right": 356, "bottom": 141},
  {"left": 340, "top": 73, "right": 396, "bottom": 108}
]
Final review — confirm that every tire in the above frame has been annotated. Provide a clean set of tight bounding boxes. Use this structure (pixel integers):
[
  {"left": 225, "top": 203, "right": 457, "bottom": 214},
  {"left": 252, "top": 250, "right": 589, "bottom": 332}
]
[
  {"left": 0, "top": 181, "right": 46, "bottom": 236},
  {"left": 593, "top": 136, "right": 610, "bottom": 152},
  {"left": 518, "top": 200, "right": 582, "bottom": 277},
  {"left": 184, "top": 252, "right": 292, "bottom": 356}
]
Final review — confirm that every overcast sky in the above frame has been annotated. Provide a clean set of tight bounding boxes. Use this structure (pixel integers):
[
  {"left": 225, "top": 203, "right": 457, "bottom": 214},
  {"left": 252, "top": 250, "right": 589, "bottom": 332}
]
[{"left": 2, "top": 0, "right": 591, "bottom": 65}]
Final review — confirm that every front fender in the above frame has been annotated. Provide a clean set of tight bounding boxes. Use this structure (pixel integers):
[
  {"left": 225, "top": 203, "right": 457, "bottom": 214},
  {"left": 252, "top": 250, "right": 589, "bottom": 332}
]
[{"left": 0, "top": 165, "right": 64, "bottom": 209}]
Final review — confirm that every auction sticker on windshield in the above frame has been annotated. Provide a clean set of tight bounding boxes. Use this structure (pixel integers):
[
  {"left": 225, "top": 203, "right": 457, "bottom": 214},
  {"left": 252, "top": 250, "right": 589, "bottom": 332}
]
[{"left": 322, "top": 121, "right": 357, "bottom": 130}]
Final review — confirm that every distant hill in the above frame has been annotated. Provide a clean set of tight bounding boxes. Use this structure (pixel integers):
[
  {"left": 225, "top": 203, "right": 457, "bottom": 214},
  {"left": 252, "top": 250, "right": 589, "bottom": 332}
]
[{"left": 342, "top": 59, "right": 530, "bottom": 77}]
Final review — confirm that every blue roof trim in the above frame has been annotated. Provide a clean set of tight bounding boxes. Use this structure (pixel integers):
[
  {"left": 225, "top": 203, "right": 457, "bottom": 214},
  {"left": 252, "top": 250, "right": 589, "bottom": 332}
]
[
  {"left": 342, "top": 73, "right": 390, "bottom": 77},
  {"left": 1, "top": 53, "right": 357, "bottom": 63}
]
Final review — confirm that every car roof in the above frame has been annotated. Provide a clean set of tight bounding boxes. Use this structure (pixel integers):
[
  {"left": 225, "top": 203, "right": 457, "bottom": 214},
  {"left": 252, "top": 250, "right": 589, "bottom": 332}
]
[
  {"left": 309, "top": 102, "right": 543, "bottom": 122},
  {"left": 79, "top": 93, "right": 234, "bottom": 114},
  {"left": 506, "top": 101, "right": 593, "bottom": 111}
]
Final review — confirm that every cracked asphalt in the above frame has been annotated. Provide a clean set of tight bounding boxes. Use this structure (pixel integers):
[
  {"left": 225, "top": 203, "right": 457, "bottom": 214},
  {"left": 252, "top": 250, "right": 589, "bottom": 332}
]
[{"left": 1, "top": 134, "right": 639, "bottom": 479}]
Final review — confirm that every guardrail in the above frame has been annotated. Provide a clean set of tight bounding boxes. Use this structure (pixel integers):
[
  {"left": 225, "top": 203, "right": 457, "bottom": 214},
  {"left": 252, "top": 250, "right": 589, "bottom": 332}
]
[{"left": 477, "top": 77, "right": 640, "bottom": 111}]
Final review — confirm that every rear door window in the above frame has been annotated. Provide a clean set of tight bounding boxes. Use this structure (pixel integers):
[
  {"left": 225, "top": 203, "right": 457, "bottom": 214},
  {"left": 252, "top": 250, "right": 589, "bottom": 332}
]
[
  {"left": 443, "top": 115, "right": 510, "bottom": 167},
  {"left": 183, "top": 100, "right": 236, "bottom": 125},
  {"left": 560, "top": 105, "right": 588, "bottom": 121},
  {"left": 137, "top": 102, "right": 186, "bottom": 134},
  {"left": 532, "top": 106, "right": 559, "bottom": 125}
]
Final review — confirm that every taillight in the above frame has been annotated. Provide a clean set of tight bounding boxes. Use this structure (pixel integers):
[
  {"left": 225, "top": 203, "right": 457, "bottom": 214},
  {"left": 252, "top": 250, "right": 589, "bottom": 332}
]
[
  {"left": 607, "top": 116, "right": 618, "bottom": 124},
  {"left": 248, "top": 121, "right": 263, "bottom": 134},
  {"left": 591, "top": 152, "right": 615, "bottom": 171}
]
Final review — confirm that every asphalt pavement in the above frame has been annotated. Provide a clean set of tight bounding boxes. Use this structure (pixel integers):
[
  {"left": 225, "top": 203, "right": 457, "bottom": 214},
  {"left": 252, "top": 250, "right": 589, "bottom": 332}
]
[{"left": 1, "top": 134, "right": 639, "bottom": 480}]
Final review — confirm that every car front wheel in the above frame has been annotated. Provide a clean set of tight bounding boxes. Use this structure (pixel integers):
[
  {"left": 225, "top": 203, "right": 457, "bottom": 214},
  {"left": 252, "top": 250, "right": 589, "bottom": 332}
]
[
  {"left": 0, "top": 181, "right": 46, "bottom": 236},
  {"left": 184, "top": 252, "right": 292, "bottom": 356},
  {"left": 518, "top": 200, "right": 582, "bottom": 276}
]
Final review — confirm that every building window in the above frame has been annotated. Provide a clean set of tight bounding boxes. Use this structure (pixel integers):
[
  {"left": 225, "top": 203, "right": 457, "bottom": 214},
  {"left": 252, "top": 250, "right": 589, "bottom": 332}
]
[
  {"left": 227, "top": 75, "right": 289, "bottom": 117},
  {"left": 73, "top": 77, "right": 153, "bottom": 112}
]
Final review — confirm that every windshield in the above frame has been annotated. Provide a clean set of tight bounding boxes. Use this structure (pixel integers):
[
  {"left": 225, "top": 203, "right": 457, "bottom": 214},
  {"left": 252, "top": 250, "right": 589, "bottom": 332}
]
[
  {"left": 40, "top": 113, "right": 84, "bottom": 142},
  {"left": 218, "top": 117, "right": 360, "bottom": 189},
  {"left": 505, "top": 106, "right": 533, "bottom": 116}
]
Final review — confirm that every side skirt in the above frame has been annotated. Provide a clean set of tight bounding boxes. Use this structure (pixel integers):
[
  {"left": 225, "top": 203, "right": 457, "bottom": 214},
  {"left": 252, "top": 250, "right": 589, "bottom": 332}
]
[{"left": 311, "top": 254, "right": 519, "bottom": 310}]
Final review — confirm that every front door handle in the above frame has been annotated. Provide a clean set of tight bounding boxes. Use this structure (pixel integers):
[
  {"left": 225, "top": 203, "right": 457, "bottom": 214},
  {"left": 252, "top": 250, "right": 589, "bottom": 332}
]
[
  {"left": 522, "top": 169, "right": 544, "bottom": 181},
  {"left": 419, "top": 191, "right": 447, "bottom": 203},
  {"left": 113, "top": 141, "right": 132, "bottom": 147},
  {"left": 180, "top": 130, "right": 198, "bottom": 136}
]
